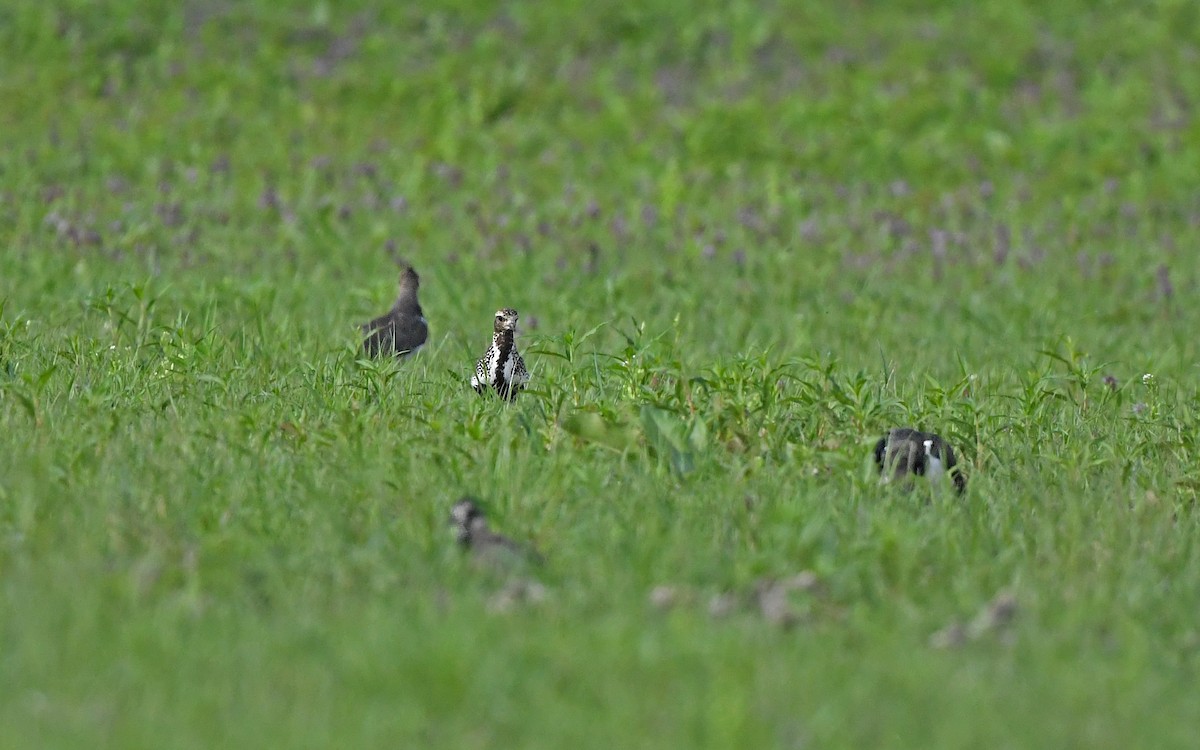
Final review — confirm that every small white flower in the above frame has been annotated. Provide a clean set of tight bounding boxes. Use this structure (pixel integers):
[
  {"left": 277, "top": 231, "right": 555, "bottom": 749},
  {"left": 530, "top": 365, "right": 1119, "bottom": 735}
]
[{"left": 1142, "top": 373, "right": 1154, "bottom": 386}]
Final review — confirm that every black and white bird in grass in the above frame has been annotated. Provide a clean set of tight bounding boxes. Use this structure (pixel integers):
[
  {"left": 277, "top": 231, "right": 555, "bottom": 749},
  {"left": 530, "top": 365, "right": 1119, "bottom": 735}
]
[
  {"left": 471, "top": 307, "right": 529, "bottom": 401},
  {"left": 873, "top": 427, "right": 967, "bottom": 494},
  {"left": 360, "top": 266, "right": 428, "bottom": 358},
  {"left": 450, "top": 496, "right": 542, "bottom": 572}
]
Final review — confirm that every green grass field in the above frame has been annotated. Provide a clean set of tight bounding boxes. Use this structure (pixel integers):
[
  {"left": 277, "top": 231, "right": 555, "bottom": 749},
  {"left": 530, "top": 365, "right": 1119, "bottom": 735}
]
[{"left": 3, "top": 1, "right": 1200, "bottom": 747}]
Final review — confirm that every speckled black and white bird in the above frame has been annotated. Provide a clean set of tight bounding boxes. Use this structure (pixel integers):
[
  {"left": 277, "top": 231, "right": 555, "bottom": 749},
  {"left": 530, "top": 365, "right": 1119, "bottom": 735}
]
[
  {"left": 873, "top": 427, "right": 967, "bottom": 494},
  {"left": 471, "top": 307, "right": 529, "bottom": 401},
  {"left": 360, "top": 266, "right": 428, "bottom": 358},
  {"left": 449, "top": 496, "right": 541, "bottom": 571}
]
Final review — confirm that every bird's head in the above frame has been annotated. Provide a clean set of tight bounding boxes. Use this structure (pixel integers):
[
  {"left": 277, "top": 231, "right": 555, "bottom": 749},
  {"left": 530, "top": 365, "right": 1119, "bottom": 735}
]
[
  {"left": 450, "top": 497, "right": 486, "bottom": 544},
  {"left": 399, "top": 266, "right": 420, "bottom": 294},
  {"left": 493, "top": 308, "right": 519, "bottom": 334}
]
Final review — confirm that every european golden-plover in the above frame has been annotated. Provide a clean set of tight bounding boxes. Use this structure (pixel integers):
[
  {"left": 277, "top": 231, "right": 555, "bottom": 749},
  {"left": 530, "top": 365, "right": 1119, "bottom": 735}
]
[
  {"left": 449, "top": 496, "right": 540, "bottom": 572},
  {"left": 873, "top": 427, "right": 966, "bottom": 493},
  {"left": 470, "top": 307, "right": 529, "bottom": 401},
  {"left": 360, "top": 266, "right": 428, "bottom": 358}
]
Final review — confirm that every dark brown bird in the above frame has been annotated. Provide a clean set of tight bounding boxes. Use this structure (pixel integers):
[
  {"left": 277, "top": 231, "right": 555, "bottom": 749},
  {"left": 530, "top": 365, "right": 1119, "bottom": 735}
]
[
  {"left": 873, "top": 427, "right": 966, "bottom": 493},
  {"left": 360, "top": 266, "right": 428, "bottom": 358}
]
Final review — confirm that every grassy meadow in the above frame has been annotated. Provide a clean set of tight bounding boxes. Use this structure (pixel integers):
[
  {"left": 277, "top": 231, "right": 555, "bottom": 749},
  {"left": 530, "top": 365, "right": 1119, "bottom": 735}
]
[{"left": 3, "top": 0, "right": 1200, "bottom": 746}]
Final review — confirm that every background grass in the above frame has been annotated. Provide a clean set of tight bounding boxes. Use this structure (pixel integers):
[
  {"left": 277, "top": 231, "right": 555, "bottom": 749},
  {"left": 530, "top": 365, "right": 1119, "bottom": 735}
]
[{"left": 2, "top": 0, "right": 1200, "bottom": 747}]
